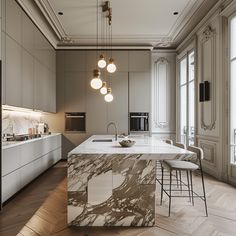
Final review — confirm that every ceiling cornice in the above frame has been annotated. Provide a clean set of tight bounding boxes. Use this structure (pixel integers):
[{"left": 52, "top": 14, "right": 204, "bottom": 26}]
[
  {"left": 16, "top": 0, "right": 59, "bottom": 48},
  {"left": 33, "top": 0, "right": 66, "bottom": 40},
  {"left": 176, "top": 0, "right": 232, "bottom": 52},
  {"left": 16, "top": 0, "right": 226, "bottom": 50}
]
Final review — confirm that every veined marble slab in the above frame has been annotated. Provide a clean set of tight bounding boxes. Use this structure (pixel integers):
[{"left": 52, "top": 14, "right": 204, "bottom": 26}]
[
  {"left": 68, "top": 135, "right": 196, "bottom": 227},
  {"left": 69, "top": 135, "right": 195, "bottom": 158}
]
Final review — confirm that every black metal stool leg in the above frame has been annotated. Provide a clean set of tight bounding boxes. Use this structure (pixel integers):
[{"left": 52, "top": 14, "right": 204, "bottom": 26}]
[
  {"left": 200, "top": 168, "right": 208, "bottom": 216},
  {"left": 168, "top": 170, "right": 172, "bottom": 216},
  {"left": 179, "top": 170, "right": 182, "bottom": 192},
  {"left": 176, "top": 170, "right": 179, "bottom": 188},
  {"left": 186, "top": 170, "right": 191, "bottom": 202},
  {"left": 160, "top": 165, "right": 164, "bottom": 205},
  {"left": 190, "top": 171, "right": 194, "bottom": 206}
]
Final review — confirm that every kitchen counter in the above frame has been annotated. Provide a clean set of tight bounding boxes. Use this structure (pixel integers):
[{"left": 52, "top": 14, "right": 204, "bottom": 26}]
[
  {"left": 68, "top": 135, "right": 196, "bottom": 227},
  {"left": 2, "top": 133, "right": 61, "bottom": 150}
]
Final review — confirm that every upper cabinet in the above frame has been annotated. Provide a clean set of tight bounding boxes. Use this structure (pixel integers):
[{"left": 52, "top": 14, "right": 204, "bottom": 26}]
[
  {"left": 5, "top": 35, "right": 22, "bottom": 107},
  {"left": 3, "top": 0, "right": 56, "bottom": 113},
  {"left": 129, "top": 72, "right": 150, "bottom": 112},
  {"left": 129, "top": 51, "right": 150, "bottom": 72},
  {"left": 22, "top": 12, "right": 34, "bottom": 54},
  {"left": 6, "top": 0, "right": 21, "bottom": 43}
]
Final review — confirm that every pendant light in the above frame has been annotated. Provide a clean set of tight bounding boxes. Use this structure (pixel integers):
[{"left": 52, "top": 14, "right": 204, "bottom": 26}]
[
  {"left": 100, "top": 81, "right": 108, "bottom": 94},
  {"left": 107, "top": 5, "right": 116, "bottom": 74},
  {"left": 90, "top": 0, "right": 102, "bottom": 90},
  {"left": 98, "top": 54, "right": 106, "bottom": 69},
  {"left": 90, "top": 69, "right": 102, "bottom": 90},
  {"left": 104, "top": 88, "right": 114, "bottom": 102},
  {"left": 107, "top": 58, "right": 116, "bottom": 73}
]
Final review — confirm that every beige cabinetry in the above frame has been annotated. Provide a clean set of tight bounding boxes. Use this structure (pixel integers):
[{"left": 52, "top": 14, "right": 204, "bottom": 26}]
[
  {"left": 22, "top": 50, "right": 34, "bottom": 108},
  {"left": 1, "top": 134, "right": 62, "bottom": 203},
  {"left": 129, "top": 72, "right": 150, "bottom": 112},
  {"left": 5, "top": 35, "right": 22, "bottom": 107},
  {"left": 65, "top": 72, "right": 86, "bottom": 112},
  {"left": 129, "top": 51, "right": 150, "bottom": 72},
  {"left": 3, "top": 0, "right": 56, "bottom": 112},
  {"left": 107, "top": 72, "right": 129, "bottom": 133}
]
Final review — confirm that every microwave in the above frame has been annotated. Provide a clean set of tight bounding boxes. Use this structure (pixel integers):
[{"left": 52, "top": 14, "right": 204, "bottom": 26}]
[{"left": 129, "top": 112, "right": 149, "bottom": 132}]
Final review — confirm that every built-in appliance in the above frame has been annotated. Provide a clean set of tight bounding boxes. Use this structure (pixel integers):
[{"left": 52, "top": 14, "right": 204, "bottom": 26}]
[
  {"left": 129, "top": 113, "right": 149, "bottom": 132},
  {"left": 65, "top": 112, "right": 86, "bottom": 132}
]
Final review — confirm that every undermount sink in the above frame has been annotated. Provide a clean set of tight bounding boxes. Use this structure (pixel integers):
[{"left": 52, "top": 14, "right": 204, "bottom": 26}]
[{"left": 92, "top": 139, "right": 113, "bottom": 142}]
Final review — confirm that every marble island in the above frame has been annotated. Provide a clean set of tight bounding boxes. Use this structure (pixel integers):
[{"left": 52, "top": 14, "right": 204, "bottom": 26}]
[{"left": 68, "top": 135, "right": 195, "bottom": 227}]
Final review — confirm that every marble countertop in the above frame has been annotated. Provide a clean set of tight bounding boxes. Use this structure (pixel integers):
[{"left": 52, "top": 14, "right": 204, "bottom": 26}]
[
  {"left": 2, "top": 133, "right": 61, "bottom": 150},
  {"left": 69, "top": 135, "right": 194, "bottom": 156}
]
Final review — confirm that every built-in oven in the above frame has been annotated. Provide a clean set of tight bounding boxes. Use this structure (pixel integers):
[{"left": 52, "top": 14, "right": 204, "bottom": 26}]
[
  {"left": 129, "top": 112, "right": 149, "bottom": 132},
  {"left": 65, "top": 112, "right": 86, "bottom": 132}
]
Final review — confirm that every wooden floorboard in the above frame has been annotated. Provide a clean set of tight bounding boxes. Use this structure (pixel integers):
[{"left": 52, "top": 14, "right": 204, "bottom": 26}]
[
  {"left": 1, "top": 162, "right": 236, "bottom": 236},
  {"left": 0, "top": 162, "right": 67, "bottom": 236}
]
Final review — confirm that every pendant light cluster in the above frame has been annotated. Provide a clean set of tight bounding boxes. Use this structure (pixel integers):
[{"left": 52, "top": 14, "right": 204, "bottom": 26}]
[{"left": 90, "top": 0, "right": 116, "bottom": 103}]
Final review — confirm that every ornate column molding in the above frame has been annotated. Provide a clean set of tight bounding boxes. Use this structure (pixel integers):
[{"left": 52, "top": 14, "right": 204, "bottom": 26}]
[
  {"left": 153, "top": 58, "right": 170, "bottom": 128},
  {"left": 200, "top": 26, "right": 217, "bottom": 131}
]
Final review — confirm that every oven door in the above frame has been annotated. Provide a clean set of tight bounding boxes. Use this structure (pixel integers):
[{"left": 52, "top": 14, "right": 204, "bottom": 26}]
[
  {"left": 129, "top": 113, "right": 149, "bottom": 131},
  {"left": 65, "top": 112, "right": 86, "bottom": 132}
]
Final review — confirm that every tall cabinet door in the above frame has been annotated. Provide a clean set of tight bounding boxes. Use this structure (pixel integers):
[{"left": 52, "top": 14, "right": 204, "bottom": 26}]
[
  {"left": 107, "top": 72, "right": 129, "bottom": 134},
  {"left": 129, "top": 72, "right": 150, "bottom": 112},
  {"left": 86, "top": 73, "right": 107, "bottom": 134},
  {"left": 6, "top": 35, "right": 22, "bottom": 107},
  {"left": 64, "top": 72, "right": 86, "bottom": 112},
  {"left": 22, "top": 50, "right": 34, "bottom": 109}
]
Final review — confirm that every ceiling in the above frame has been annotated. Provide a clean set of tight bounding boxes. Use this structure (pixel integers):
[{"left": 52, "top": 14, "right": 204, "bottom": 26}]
[{"left": 18, "top": 0, "right": 219, "bottom": 49}]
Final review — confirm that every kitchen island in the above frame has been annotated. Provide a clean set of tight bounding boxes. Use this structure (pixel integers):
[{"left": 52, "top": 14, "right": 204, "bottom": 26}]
[{"left": 68, "top": 135, "right": 195, "bottom": 227}]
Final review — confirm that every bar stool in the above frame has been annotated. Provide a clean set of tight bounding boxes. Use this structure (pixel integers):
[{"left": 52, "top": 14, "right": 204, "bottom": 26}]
[
  {"left": 157, "top": 139, "right": 178, "bottom": 187},
  {"left": 160, "top": 145, "right": 208, "bottom": 217},
  {"left": 174, "top": 142, "right": 186, "bottom": 149},
  {"left": 164, "top": 139, "right": 173, "bottom": 145}
]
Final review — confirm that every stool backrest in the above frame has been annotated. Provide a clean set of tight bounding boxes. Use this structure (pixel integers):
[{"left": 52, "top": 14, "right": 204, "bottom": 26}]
[
  {"left": 164, "top": 139, "right": 173, "bottom": 145},
  {"left": 174, "top": 142, "right": 186, "bottom": 149},
  {"left": 187, "top": 145, "right": 204, "bottom": 167}
]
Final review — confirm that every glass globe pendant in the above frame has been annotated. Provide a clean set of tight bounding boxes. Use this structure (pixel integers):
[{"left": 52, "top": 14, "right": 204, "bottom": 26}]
[
  {"left": 107, "top": 58, "right": 116, "bottom": 73},
  {"left": 98, "top": 54, "right": 107, "bottom": 69},
  {"left": 90, "top": 69, "right": 102, "bottom": 90},
  {"left": 104, "top": 88, "right": 114, "bottom": 102},
  {"left": 100, "top": 82, "right": 108, "bottom": 95}
]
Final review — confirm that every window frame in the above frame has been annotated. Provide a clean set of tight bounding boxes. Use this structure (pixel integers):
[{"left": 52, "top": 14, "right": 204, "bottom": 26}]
[{"left": 229, "top": 14, "right": 236, "bottom": 165}]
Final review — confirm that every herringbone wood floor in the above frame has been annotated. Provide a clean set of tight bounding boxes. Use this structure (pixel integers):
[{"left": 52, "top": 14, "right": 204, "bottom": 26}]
[{"left": 1, "top": 162, "right": 236, "bottom": 236}]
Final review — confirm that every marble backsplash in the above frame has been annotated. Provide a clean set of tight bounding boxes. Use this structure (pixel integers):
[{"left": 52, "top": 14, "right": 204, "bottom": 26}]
[{"left": 2, "top": 110, "right": 43, "bottom": 135}]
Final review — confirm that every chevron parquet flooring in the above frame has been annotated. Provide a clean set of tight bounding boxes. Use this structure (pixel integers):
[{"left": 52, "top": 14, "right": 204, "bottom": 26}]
[{"left": 1, "top": 162, "right": 236, "bottom": 236}]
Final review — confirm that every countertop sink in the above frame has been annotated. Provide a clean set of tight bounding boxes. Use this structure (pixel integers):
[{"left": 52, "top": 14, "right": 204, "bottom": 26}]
[{"left": 92, "top": 139, "right": 113, "bottom": 142}]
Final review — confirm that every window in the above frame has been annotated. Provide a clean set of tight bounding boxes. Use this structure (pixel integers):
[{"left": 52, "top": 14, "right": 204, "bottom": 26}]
[
  {"left": 230, "top": 16, "right": 236, "bottom": 164},
  {"left": 179, "top": 51, "right": 195, "bottom": 146}
]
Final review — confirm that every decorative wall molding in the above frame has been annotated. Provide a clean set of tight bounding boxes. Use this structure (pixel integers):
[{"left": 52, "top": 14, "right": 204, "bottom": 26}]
[
  {"left": 153, "top": 58, "right": 170, "bottom": 129},
  {"left": 199, "top": 139, "right": 217, "bottom": 166},
  {"left": 200, "top": 26, "right": 217, "bottom": 130}
]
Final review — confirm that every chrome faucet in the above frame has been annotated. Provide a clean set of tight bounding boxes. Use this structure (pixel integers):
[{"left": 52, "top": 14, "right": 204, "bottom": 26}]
[{"left": 107, "top": 122, "right": 118, "bottom": 141}]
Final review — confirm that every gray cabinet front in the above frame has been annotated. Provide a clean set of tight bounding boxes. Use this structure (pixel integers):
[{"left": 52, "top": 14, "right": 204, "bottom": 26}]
[{"left": 129, "top": 72, "right": 150, "bottom": 112}]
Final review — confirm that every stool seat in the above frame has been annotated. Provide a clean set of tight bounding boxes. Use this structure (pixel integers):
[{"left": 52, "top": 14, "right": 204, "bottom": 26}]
[{"left": 163, "top": 160, "right": 198, "bottom": 171}]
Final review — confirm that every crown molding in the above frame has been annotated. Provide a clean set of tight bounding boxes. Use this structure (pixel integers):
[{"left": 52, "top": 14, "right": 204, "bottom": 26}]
[
  {"left": 56, "top": 45, "right": 154, "bottom": 50},
  {"left": 220, "top": 0, "right": 236, "bottom": 17},
  {"left": 33, "top": 0, "right": 66, "bottom": 40},
  {"left": 16, "top": 0, "right": 59, "bottom": 48},
  {"left": 17, "top": 0, "right": 226, "bottom": 49},
  {"left": 176, "top": 0, "right": 228, "bottom": 51}
]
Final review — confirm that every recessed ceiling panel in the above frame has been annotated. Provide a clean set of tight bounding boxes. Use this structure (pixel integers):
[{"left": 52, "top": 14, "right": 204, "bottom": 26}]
[{"left": 45, "top": 0, "right": 203, "bottom": 46}]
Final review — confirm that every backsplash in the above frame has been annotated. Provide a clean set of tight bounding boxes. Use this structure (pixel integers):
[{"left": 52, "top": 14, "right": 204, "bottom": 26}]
[{"left": 2, "top": 110, "right": 43, "bottom": 135}]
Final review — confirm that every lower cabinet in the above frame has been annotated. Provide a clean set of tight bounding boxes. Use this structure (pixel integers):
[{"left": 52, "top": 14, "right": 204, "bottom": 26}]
[{"left": 1, "top": 134, "right": 62, "bottom": 203}]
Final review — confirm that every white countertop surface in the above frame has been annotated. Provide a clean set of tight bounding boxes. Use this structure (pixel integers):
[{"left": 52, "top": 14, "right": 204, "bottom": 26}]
[
  {"left": 69, "top": 135, "right": 194, "bottom": 156},
  {"left": 2, "top": 133, "right": 61, "bottom": 150}
]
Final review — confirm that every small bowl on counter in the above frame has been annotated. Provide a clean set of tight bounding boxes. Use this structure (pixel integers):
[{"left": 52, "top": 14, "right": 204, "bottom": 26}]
[{"left": 119, "top": 139, "right": 136, "bottom": 148}]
